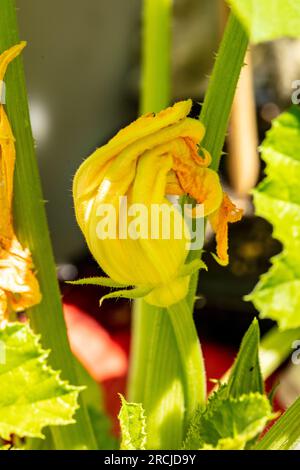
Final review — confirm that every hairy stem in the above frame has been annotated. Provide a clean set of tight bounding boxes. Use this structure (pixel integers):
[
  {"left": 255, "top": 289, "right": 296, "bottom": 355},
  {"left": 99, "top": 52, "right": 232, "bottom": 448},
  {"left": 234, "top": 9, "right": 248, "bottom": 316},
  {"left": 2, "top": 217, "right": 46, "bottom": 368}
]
[
  {"left": 186, "top": 12, "right": 248, "bottom": 308},
  {"left": 200, "top": 13, "right": 249, "bottom": 170},
  {"left": 168, "top": 301, "right": 206, "bottom": 421}
]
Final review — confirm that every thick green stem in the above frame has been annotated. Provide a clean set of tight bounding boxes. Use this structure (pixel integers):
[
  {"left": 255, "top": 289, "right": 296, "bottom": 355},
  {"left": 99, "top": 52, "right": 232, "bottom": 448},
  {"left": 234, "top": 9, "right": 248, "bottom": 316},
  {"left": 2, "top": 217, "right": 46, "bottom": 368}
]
[
  {"left": 129, "top": 301, "right": 185, "bottom": 449},
  {"left": 0, "top": 0, "right": 97, "bottom": 450},
  {"left": 129, "top": 299, "right": 205, "bottom": 449},
  {"left": 168, "top": 301, "right": 206, "bottom": 420},
  {"left": 140, "top": 0, "right": 172, "bottom": 114},
  {"left": 186, "top": 12, "right": 248, "bottom": 308},
  {"left": 200, "top": 13, "right": 248, "bottom": 170}
]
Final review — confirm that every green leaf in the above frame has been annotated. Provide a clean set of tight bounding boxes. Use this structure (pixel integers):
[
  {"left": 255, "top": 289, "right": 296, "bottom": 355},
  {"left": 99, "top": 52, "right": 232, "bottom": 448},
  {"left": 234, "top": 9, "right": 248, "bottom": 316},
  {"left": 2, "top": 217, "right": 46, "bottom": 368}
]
[
  {"left": 247, "top": 254, "right": 300, "bottom": 330},
  {"left": 183, "top": 390, "right": 274, "bottom": 450},
  {"left": 228, "top": 318, "right": 263, "bottom": 397},
  {"left": 26, "top": 359, "right": 116, "bottom": 450},
  {"left": 182, "top": 384, "right": 227, "bottom": 450},
  {"left": 247, "top": 106, "right": 300, "bottom": 329},
  {"left": 118, "top": 395, "right": 147, "bottom": 450},
  {"left": 227, "top": 0, "right": 300, "bottom": 43},
  {"left": 183, "top": 321, "right": 271, "bottom": 450},
  {"left": 256, "top": 394, "right": 300, "bottom": 449},
  {"left": 0, "top": 322, "right": 82, "bottom": 440}
]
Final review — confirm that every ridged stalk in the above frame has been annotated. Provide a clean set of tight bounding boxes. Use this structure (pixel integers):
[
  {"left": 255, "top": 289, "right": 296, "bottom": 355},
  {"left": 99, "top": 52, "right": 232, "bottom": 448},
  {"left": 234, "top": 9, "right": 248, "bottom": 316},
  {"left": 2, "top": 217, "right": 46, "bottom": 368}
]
[{"left": 0, "top": 0, "right": 97, "bottom": 450}]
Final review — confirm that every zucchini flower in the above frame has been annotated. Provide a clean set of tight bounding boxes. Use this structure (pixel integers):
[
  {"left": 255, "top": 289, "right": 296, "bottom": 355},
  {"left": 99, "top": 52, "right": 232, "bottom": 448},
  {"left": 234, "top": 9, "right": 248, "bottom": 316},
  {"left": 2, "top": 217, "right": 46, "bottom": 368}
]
[
  {"left": 0, "top": 43, "right": 41, "bottom": 319},
  {"left": 73, "top": 100, "right": 242, "bottom": 307}
]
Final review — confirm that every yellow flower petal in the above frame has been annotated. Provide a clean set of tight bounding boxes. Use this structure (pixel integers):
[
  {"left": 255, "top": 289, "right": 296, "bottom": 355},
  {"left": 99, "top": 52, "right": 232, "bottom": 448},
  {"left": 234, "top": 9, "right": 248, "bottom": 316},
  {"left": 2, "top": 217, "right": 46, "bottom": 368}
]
[
  {"left": 169, "top": 138, "right": 223, "bottom": 216},
  {"left": 73, "top": 100, "right": 242, "bottom": 307},
  {"left": 0, "top": 43, "right": 41, "bottom": 319},
  {"left": 0, "top": 106, "right": 15, "bottom": 241},
  {"left": 0, "top": 237, "right": 41, "bottom": 314},
  {"left": 208, "top": 193, "right": 243, "bottom": 266},
  {"left": 73, "top": 99, "right": 196, "bottom": 229},
  {"left": 0, "top": 41, "right": 26, "bottom": 82}
]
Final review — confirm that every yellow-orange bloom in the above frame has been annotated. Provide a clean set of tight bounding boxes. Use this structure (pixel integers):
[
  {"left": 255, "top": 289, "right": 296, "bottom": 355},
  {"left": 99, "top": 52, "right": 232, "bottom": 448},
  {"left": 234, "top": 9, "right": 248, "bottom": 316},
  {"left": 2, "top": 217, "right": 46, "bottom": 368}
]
[
  {"left": 0, "top": 43, "right": 41, "bottom": 319},
  {"left": 73, "top": 100, "right": 241, "bottom": 306},
  {"left": 209, "top": 193, "right": 242, "bottom": 266}
]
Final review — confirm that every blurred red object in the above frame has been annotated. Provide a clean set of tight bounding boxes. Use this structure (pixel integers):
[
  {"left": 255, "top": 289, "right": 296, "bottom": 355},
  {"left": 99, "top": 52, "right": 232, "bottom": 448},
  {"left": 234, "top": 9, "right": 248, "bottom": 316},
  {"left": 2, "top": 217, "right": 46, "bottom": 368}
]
[{"left": 64, "top": 303, "right": 128, "bottom": 382}]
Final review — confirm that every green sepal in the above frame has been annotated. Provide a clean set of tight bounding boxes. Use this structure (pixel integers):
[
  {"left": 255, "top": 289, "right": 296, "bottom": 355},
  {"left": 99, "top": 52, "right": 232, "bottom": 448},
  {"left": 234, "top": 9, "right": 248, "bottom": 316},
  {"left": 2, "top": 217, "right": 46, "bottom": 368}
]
[
  {"left": 100, "top": 286, "right": 153, "bottom": 306},
  {"left": 66, "top": 277, "right": 129, "bottom": 288},
  {"left": 179, "top": 259, "right": 207, "bottom": 277}
]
